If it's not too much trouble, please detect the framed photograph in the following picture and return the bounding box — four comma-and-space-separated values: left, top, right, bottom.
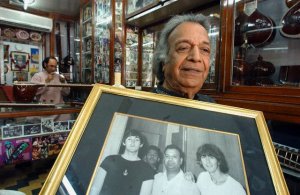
41, 85, 288, 195
24, 124, 41, 136
41, 118, 54, 133
53, 121, 69, 132
10, 51, 30, 71
13, 71, 29, 82
30, 48, 39, 64
1, 125, 23, 139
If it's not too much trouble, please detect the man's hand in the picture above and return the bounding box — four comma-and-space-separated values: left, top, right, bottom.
45, 73, 54, 83
184, 171, 195, 182
59, 74, 66, 83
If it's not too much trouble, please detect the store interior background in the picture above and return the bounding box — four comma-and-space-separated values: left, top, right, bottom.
0, 0, 299, 194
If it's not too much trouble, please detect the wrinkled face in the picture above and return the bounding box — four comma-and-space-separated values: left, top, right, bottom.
145, 149, 160, 166
123, 136, 143, 153
45, 59, 57, 73
164, 148, 182, 172
200, 155, 219, 173
163, 22, 210, 94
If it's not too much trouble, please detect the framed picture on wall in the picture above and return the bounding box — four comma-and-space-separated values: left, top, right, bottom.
40, 84, 288, 195
30, 48, 39, 64
10, 51, 30, 71
13, 71, 28, 82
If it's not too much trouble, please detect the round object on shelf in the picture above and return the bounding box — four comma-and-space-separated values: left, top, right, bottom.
30, 32, 42, 41
250, 55, 275, 77
16, 29, 30, 40
3, 28, 16, 38
13, 82, 39, 103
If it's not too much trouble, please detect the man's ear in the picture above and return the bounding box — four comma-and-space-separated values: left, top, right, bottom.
122, 142, 125, 146
180, 157, 183, 165
43, 62, 47, 69
139, 143, 143, 148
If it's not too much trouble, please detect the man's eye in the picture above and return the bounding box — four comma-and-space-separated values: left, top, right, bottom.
200, 48, 211, 55
177, 46, 190, 52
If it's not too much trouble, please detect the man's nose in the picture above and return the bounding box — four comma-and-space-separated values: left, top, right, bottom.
187, 46, 201, 62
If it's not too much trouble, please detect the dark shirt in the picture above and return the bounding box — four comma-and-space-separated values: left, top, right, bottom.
100, 155, 155, 195
153, 85, 215, 103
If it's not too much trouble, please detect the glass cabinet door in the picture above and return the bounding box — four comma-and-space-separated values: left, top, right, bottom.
81, 2, 93, 83
233, 0, 300, 87
94, 0, 112, 84
125, 28, 138, 87
141, 31, 154, 87
74, 21, 81, 83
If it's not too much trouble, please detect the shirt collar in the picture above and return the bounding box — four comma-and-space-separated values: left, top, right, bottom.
155, 85, 200, 100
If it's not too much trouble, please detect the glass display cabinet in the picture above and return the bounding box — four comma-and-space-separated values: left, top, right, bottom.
73, 21, 81, 83
94, 0, 112, 84
124, 28, 155, 89
218, 0, 300, 124
79, 0, 125, 84
80, 1, 93, 83
232, 0, 300, 87
125, 27, 139, 87
141, 31, 155, 87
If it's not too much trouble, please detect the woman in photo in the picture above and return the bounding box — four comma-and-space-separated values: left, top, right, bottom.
196, 143, 246, 195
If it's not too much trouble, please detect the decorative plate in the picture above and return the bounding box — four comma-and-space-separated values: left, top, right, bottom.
3, 28, 16, 38
30, 32, 42, 41
16, 29, 30, 40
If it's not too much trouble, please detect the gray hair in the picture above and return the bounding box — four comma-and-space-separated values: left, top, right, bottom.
153, 14, 210, 84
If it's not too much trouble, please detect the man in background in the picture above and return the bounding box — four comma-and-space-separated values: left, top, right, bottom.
144, 145, 162, 172
31, 56, 70, 121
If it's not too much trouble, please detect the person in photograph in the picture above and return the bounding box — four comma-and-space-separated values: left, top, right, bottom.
152, 14, 214, 102
152, 144, 200, 195
143, 145, 163, 172
90, 129, 155, 195
31, 56, 70, 121
196, 143, 246, 195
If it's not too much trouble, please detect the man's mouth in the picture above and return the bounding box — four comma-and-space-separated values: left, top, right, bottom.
181, 67, 201, 72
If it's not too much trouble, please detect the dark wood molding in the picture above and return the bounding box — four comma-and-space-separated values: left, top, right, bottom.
0, 107, 81, 118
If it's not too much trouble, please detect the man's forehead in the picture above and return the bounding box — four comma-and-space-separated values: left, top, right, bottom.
169, 22, 208, 38
126, 135, 140, 139
148, 149, 158, 154
165, 148, 180, 155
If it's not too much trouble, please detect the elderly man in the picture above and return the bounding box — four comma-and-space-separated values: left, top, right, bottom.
153, 14, 214, 102
151, 144, 200, 195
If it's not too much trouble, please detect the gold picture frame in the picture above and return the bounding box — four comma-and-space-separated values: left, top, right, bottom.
41, 84, 288, 194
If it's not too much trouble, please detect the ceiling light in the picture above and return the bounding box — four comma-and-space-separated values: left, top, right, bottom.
19, 0, 35, 10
